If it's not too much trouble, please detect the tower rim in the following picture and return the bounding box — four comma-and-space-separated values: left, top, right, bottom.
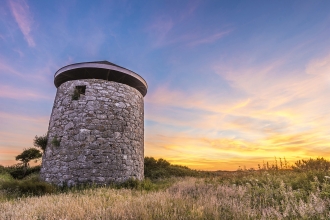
54, 61, 148, 96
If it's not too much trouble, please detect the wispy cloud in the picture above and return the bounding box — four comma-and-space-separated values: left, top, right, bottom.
145, 2, 230, 49
179, 0, 200, 20
0, 85, 51, 100
146, 17, 174, 48
0, 59, 24, 77
8, 0, 35, 47
188, 30, 232, 47
13, 49, 24, 57
306, 53, 330, 77
0, 58, 55, 85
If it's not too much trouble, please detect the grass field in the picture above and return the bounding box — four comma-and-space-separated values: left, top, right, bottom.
1, 158, 330, 219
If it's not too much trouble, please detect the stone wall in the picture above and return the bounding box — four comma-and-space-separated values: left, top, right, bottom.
40, 79, 144, 186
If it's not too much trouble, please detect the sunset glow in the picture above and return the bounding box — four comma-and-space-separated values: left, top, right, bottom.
1, 0, 330, 170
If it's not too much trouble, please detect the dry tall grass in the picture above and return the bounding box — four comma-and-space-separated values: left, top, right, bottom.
1, 177, 330, 219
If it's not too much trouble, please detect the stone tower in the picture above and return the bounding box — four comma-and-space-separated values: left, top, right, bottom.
40, 61, 147, 186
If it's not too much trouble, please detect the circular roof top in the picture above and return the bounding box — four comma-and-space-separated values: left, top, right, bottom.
54, 61, 148, 96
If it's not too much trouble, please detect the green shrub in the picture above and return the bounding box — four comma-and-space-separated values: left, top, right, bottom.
139, 178, 155, 191
51, 136, 61, 147
34, 134, 48, 152
293, 157, 330, 171
0, 165, 5, 174
119, 178, 140, 189
5, 164, 41, 179
1, 175, 55, 197
0, 172, 13, 183
144, 157, 202, 179
116, 177, 172, 191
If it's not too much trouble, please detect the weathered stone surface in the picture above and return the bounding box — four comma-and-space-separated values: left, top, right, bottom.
40, 79, 144, 186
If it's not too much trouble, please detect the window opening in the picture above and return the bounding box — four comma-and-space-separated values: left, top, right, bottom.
76, 86, 86, 95
72, 85, 86, 100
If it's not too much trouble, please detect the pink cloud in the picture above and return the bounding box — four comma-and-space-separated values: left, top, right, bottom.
145, 85, 253, 125
13, 49, 24, 57
8, 0, 35, 47
0, 111, 49, 127
0, 85, 51, 100
0, 60, 24, 77
306, 53, 330, 77
209, 53, 330, 138
0, 58, 55, 85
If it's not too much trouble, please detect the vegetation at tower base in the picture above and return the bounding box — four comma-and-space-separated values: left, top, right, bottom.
1, 158, 330, 219
0, 157, 201, 198
144, 157, 210, 179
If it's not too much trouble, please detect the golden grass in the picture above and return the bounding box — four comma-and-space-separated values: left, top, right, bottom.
0, 177, 329, 219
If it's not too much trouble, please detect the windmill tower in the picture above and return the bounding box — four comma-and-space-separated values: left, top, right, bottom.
40, 61, 147, 186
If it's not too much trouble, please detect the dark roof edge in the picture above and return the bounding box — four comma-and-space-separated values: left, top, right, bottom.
54, 61, 148, 89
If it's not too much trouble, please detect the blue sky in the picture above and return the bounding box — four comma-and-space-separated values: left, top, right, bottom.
1, 0, 330, 170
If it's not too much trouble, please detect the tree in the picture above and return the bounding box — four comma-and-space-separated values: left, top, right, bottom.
34, 133, 48, 152
15, 148, 42, 175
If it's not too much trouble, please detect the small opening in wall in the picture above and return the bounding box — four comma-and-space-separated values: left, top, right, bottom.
76, 86, 86, 95
72, 85, 86, 100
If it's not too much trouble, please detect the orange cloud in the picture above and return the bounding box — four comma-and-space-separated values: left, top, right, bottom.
144, 54, 330, 170
0, 112, 49, 166
145, 130, 330, 170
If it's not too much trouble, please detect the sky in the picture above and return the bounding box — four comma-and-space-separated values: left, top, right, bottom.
0, 0, 330, 171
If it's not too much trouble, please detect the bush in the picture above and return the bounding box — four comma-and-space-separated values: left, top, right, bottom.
34, 134, 48, 152
118, 178, 140, 189
144, 157, 201, 179
0, 165, 5, 173
293, 157, 330, 171
0, 172, 13, 183
5, 164, 41, 179
116, 177, 171, 191
1, 174, 55, 197
51, 136, 61, 147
